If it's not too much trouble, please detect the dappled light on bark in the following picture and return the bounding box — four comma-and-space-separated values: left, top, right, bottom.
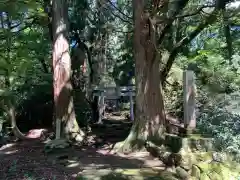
113, 0, 167, 153
52, 0, 84, 142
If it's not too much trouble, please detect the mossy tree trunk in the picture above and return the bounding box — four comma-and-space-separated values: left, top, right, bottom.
116, 0, 166, 153
52, 0, 84, 142
116, 0, 227, 153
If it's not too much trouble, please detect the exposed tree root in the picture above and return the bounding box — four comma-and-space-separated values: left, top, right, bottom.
112, 125, 165, 154
113, 139, 146, 154
112, 135, 182, 168
111, 128, 146, 154
8, 105, 30, 140
44, 139, 70, 154
12, 126, 29, 140
145, 141, 182, 167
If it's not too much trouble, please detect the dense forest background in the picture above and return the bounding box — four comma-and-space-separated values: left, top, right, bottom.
1, 0, 240, 161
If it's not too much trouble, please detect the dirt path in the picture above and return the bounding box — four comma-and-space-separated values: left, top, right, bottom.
0, 116, 181, 180
0, 140, 73, 180
0, 139, 177, 180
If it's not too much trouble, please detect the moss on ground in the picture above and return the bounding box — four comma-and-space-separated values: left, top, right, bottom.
76, 168, 178, 180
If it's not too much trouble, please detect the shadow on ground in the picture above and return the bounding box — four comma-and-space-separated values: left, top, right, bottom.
0, 137, 177, 180
76, 170, 178, 180
89, 118, 132, 147
0, 116, 182, 180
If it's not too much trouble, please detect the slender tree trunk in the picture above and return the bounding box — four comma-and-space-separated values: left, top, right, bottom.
43, 0, 53, 42
223, 6, 233, 62
116, 0, 166, 152
52, 0, 84, 141
3, 13, 27, 140
8, 101, 28, 140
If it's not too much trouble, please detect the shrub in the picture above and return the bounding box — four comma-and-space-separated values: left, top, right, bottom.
197, 92, 240, 161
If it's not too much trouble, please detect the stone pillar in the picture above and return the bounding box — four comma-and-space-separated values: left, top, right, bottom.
129, 87, 134, 121
98, 90, 105, 124
116, 86, 120, 111
55, 119, 61, 139
183, 70, 196, 133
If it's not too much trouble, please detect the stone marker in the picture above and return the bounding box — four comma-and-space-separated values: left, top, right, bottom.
183, 70, 196, 132
98, 90, 105, 123
56, 118, 61, 139
129, 86, 134, 121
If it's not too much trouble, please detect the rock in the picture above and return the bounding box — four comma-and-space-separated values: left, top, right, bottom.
179, 153, 194, 171
207, 171, 222, 180
112, 112, 121, 116
165, 134, 213, 153
210, 162, 224, 174
57, 154, 68, 160
44, 139, 70, 153
217, 164, 232, 179
194, 152, 213, 162
200, 173, 210, 180
191, 165, 201, 179
212, 152, 226, 163
176, 167, 190, 180
196, 162, 210, 173
195, 160, 240, 180
26, 128, 48, 139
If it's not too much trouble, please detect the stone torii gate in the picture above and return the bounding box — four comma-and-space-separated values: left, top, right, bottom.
90, 69, 196, 131
55, 70, 196, 139
92, 85, 136, 123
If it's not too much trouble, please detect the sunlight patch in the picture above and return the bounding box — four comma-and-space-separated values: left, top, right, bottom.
4, 149, 18, 155
67, 162, 80, 168
0, 143, 16, 151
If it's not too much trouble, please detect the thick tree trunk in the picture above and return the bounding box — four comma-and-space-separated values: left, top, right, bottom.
117, 59, 166, 152
52, 0, 84, 142
116, 0, 166, 153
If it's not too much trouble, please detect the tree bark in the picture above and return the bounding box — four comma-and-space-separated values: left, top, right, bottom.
116, 0, 166, 153
52, 0, 84, 142
223, 5, 233, 62
43, 0, 53, 42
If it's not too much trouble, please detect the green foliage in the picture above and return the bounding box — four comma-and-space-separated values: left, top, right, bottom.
0, 0, 240, 161
0, 1, 52, 132
198, 103, 240, 161
112, 30, 134, 86
165, 8, 240, 157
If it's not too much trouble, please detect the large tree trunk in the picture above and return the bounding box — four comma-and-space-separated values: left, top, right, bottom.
52, 0, 84, 142
116, 0, 166, 153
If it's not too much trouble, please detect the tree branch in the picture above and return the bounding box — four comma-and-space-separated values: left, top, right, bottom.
161, 9, 220, 83
43, 0, 53, 41
111, 29, 133, 34
158, 0, 190, 44
105, 0, 132, 20
102, 5, 132, 24
11, 20, 35, 33
176, 5, 215, 18
222, 3, 233, 62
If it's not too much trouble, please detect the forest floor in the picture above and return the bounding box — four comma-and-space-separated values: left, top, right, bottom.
0, 114, 177, 180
